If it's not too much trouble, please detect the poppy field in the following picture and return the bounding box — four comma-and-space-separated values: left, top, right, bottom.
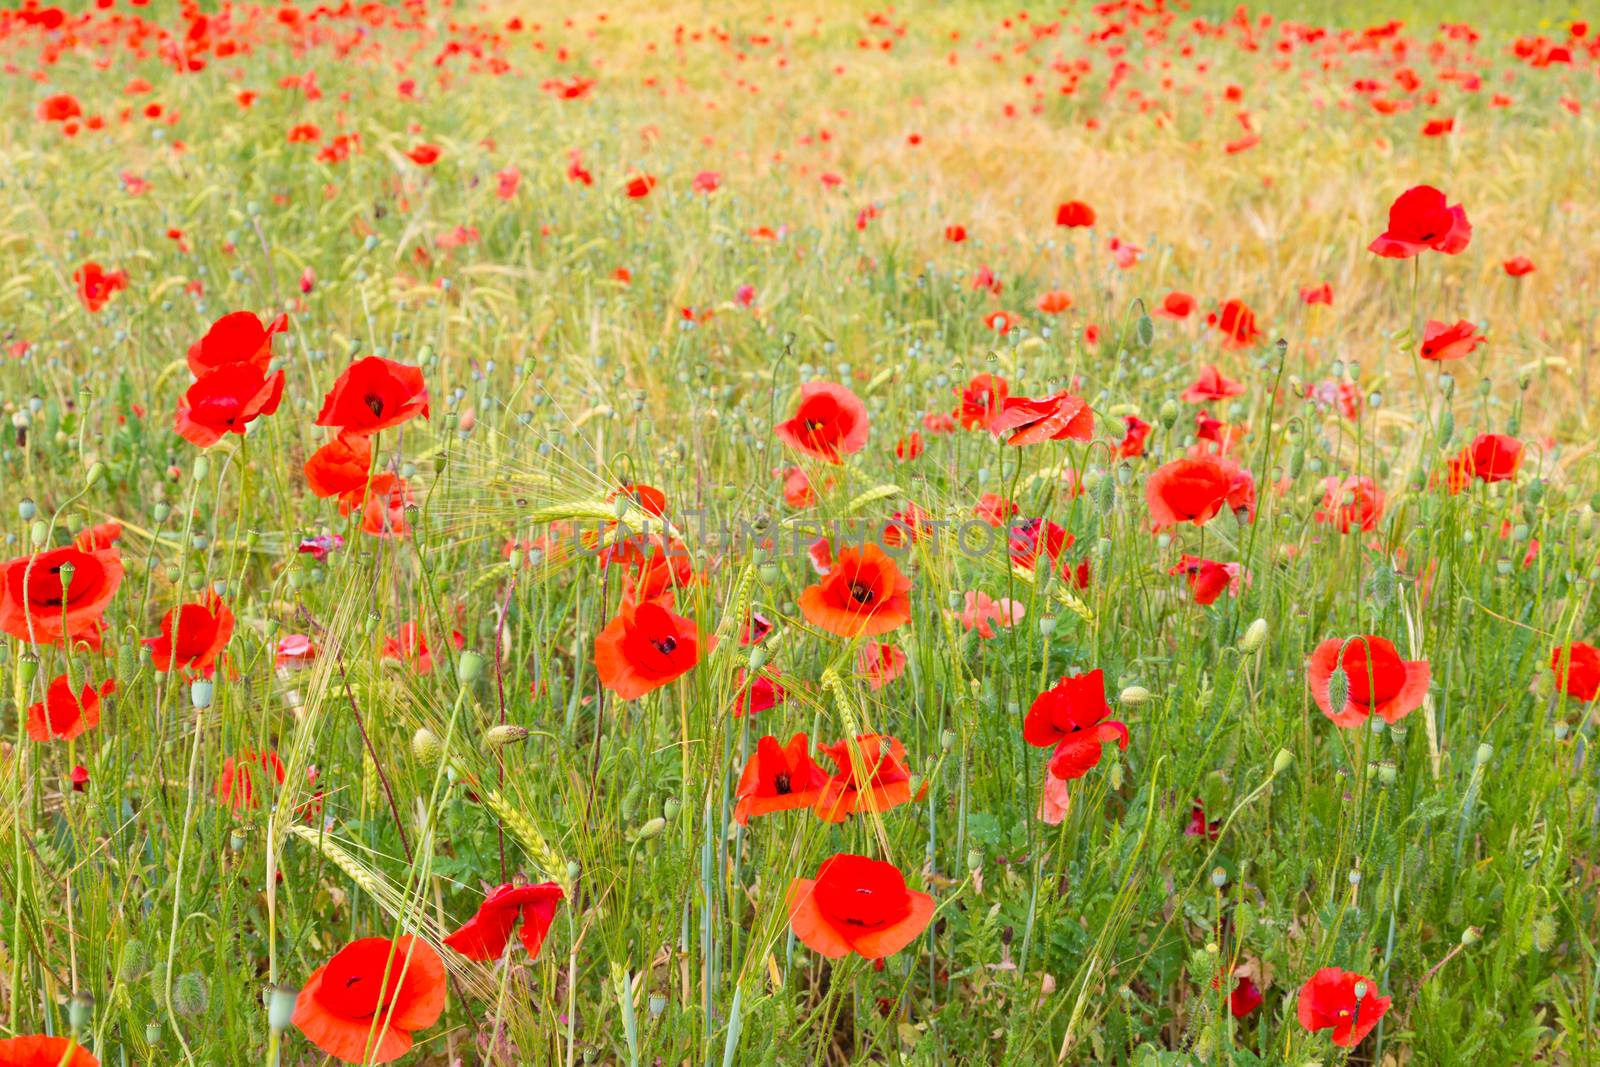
4, 0, 1600, 1064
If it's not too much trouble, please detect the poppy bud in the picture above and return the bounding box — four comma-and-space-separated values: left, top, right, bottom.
1158, 399, 1179, 428
18, 498, 35, 520
1135, 313, 1154, 348
1094, 473, 1115, 514
18, 650, 39, 686
1531, 915, 1556, 952
1326, 666, 1350, 717
1378, 761, 1397, 786
635, 816, 667, 841
483, 724, 529, 749
193, 454, 210, 482
411, 727, 443, 765
173, 972, 209, 1017
1238, 618, 1268, 654
1271, 748, 1294, 776
966, 848, 983, 873
662, 796, 680, 821
1119, 685, 1150, 706
266, 984, 298, 1033
457, 651, 486, 684
29, 520, 48, 548
1438, 408, 1455, 446
190, 679, 214, 709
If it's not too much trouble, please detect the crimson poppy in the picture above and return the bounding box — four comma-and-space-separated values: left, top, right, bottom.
381, 623, 463, 674
1315, 476, 1385, 532
1503, 256, 1535, 277
1184, 801, 1221, 841
315, 357, 430, 436
1551, 642, 1600, 702
1300, 283, 1334, 306
1008, 517, 1072, 573
175, 363, 286, 447
73, 522, 122, 552
798, 543, 911, 638
0, 544, 124, 649
1022, 669, 1130, 780
1036, 290, 1073, 314
953, 373, 1008, 430
974, 493, 1018, 528
1207, 300, 1262, 348
606, 483, 669, 519
1153, 291, 1196, 319
145, 595, 234, 676
693, 171, 722, 194
775, 381, 870, 463
187, 310, 288, 376
407, 143, 441, 166
1369, 184, 1471, 257
354, 473, 413, 538
305, 434, 373, 503
1145, 455, 1255, 530
624, 174, 657, 198
292, 936, 446, 1064
989, 390, 1093, 446
856, 641, 907, 689
1117, 415, 1151, 458
814, 733, 924, 822
593, 596, 702, 700
444, 882, 565, 961
215, 749, 285, 811
944, 224, 967, 242
1419, 320, 1484, 361
1168, 555, 1242, 606
0, 1035, 98, 1066
1307, 635, 1430, 727
1448, 433, 1523, 489
1296, 967, 1390, 1048
1230, 976, 1263, 1018
38, 94, 83, 122
74, 262, 128, 313
26, 674, 114, 743
1182, 365, 1247, 403
734, 732, 830, 825
788, 853, 934, 960
1055, 200, 1095, 227
732, 668, 787, 717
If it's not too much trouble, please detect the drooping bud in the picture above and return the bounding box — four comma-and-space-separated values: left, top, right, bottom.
1272, 748, 1294, 776
1238, 618, 1268, 654
173, 973, 210, 1017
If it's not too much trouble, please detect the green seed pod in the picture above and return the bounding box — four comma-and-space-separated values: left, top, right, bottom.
635, 817, 667, 841
192, 455, 210, 482
69, 991, 94, 1032
457, 650, 486, 684
173, 972, 209, 1017
119, 938, 152, 982
965, 848, 983, 873
18, 651, 39, 687
662, 796, 680, 821
1158, 398, 1180, 428
29, 520, 48, 548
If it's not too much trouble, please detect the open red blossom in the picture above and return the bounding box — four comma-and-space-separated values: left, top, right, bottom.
606, 482, 669, 518
187, 310, 288, 376
1419, 319, 1483, 361
624, 174, 657, 198
1023, 669, 1129, 780
175, 364, 286, 447
1551, 642, 1600, 702
1153, 291, 1196, 319
798, 543, 911, 638
1503, 256, 1535, 277
26, 675, 114, 742
0, 544, 124, 650
989, 390, 1093, 446
444, 882, 564, 961
0, 1035, 98, 1067
215, 748, 285, 811
1146, 455, 1256, 530
593, 596, 702, 700
73, 522, 122, 552
1300, 282, 1334, 306
788, 853, 934, 960
974, 493, 1018, 528
315, 357, 429, 436
1308, 635, 1430, 727
292, 936, 446, 1064
1207, 300, 1262, 348
1446, 433, 1523, 491
732, 667, 787, 717
815, 733, 924, 822
1007, 517, 1072, 573
1118, 415, 1151, 457
1297, 967, 1390, 1048
1055, 200, 1095, 227
74, 262, 128, 313
406, 143, 441, 166
1369, 184, 1471, 258
953, 373, 1008, 430
38, 94, 83, 122
1231, 976, 1263, 1018
381, 623, 463, 675
1168, 555, 1242, 606
1037, 289, 1073, 314
1315, 475, 1385, 532
145, 595, 234, 676
734, 732, 830, 824
1182, 365, 1247, 403
775, 381, 869, 463
305, 433, 373, 503
856, 641, 907, 689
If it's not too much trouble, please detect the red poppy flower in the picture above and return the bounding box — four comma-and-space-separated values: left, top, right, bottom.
215, 748, 286, 811
315, 357, 430, 436
1551, 642, 1600, 702
894, 432, 923, 461
953, 373, 1008, 431
1036, 290, 1073, 314
620, 540, 697, 605
734, 732, 830, 825
1207, 300, 1262, 348
779, 465, 817, 508
1055, 200, 1096, 227
444, 882, 565, 961
593, 596, 702, 700
989, 390, 1093, 446
788, 853, 934, 960
974, 493, 1018, 528
798, 543, 911, 638
1307, 635, 1430, 727
145, 595, 234, 676
74, 522, 122, 552
774, 381, 870, 463
187, 310, 288, 376
1369, 184, 1471, 258
1315, 475, 1385, 532
1145, 455, 1256, 530
1168, 555, 1242, 606
1185, 801, 1221, 841
944, 224, 966, 242
856, 641, 907, 689
956, 591, 1023, 638
38, 94, 83, 122
1300, 283, 1334, 306
292, 936, 446, 1064
26, 675, 114, 742
732, 668, 787, 717
381, 623, 463, 674
1118, 414, 1152, 457
1230, 976, 1263, 1018
0, 1035, 98, 1067
1447, 433, 1523, 489
175, 364, 286, 447
606, 483, 669, 518
814, 733, 923, 822
1182, 365, 1247, 403
74, 262, 129, 313
1153, 291, 1196, 319
1419, 319, 1483, 361
305, 434, 373, 503
353, 473, 413, 538
407, 143, 441, 166
1297, 967, 1390, 1048
624, 174, 657, 198
1022, 669, 1130, 780
0, 544, 124, 649
1502, 256, 1535, 277
1007, 517, 1072, 573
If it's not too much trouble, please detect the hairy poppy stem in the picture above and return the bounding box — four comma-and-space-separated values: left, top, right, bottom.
334, 648, 414, 862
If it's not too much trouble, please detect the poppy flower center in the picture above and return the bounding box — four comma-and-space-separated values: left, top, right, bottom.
773, 772, 792, 794
650, 635, 678, 655
364, 393, 386, 418
848, 581, 875, 605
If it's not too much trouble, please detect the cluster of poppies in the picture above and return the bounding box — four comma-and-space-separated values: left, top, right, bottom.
303, 353, 431, 537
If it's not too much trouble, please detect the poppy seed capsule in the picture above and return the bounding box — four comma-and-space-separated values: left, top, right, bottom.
483, 724, 529, 749
190, 679, 214, 709
29, 520, 48, 548
85, 461, 105, 487
18, 498, 35, 520
18, 651, 39, 686
1272, 749, 1294, 776
1210, 868, 1227, 888
966, 848, 983, 873
757, 560, 781, 586
1038, 614, 1056, 635
1119, 685, 1150, 706
1475, 743, 1493, 767
662, 796, 680, 821
266, 984, 298, 1033
411, 727, 443, 764
144, 1019, 161, 1045
457, 650, 486, 684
